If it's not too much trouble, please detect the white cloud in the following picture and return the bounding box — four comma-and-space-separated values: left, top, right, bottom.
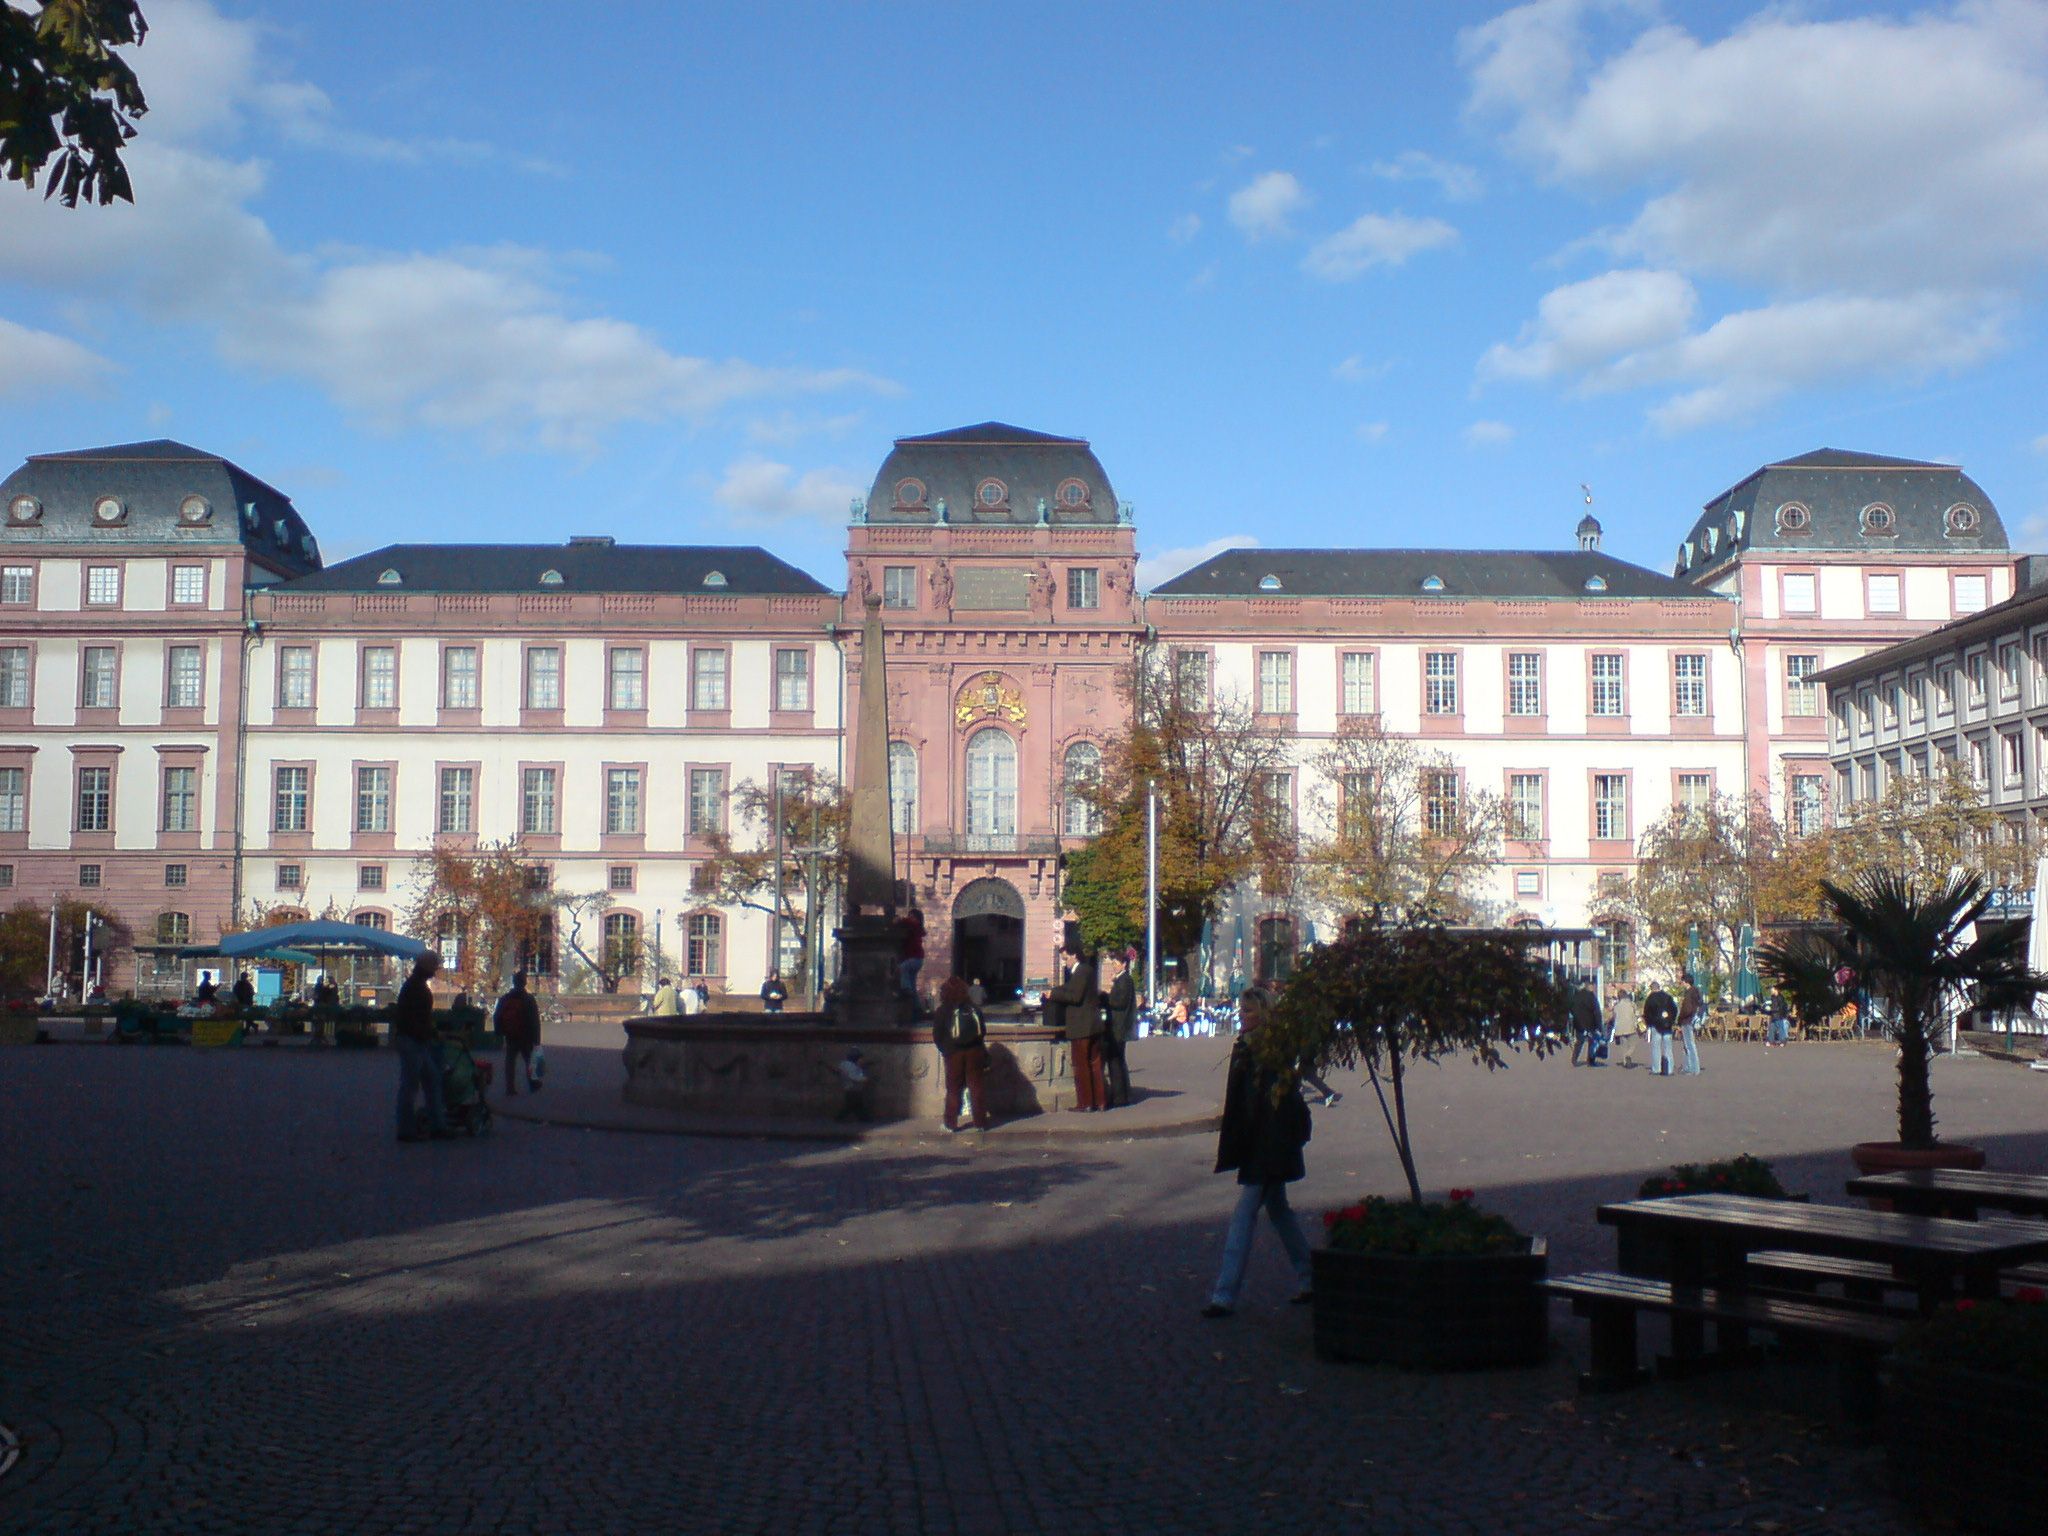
712, 457, 863, 524
1370, 149, 1484, 201
1186, 261, 1220, 293
0, 317, 115, 398
1228, 171, 1309, 241
1355, 421, 1390, 443
2030, 432, 2048, 455
1138, 533, 1258, 589
1333, 354, 1393, 383
1304, 212, 1458, 279
1168, 213, 1202, 244
1479, 268, 1697, 385
1464, 420, 1516, 447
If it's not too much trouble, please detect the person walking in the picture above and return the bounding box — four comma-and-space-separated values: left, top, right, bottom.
1049, 941, 1105, 1111
1202, 987, 1315, 1318
1678, 976, 1705, 1075
493, 970, 542, 1095
393, 953, 450, 1142
1569, 977, 1604, 1066
1644, 982, 1678, 1077
646, 976, 681, 1017
1611, 990, 1643, 1068
1766, 987, 1792, 1049
933, 975, 993, 1131
1100, 953, 1137, 1108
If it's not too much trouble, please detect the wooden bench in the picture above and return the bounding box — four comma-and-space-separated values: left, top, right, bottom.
1746, 1250, 1918, 1304
1545, 1271, 1904, 1412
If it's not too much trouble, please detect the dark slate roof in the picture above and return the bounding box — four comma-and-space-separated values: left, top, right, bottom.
1675, 447, 2004, 580
1151, 548, 1706, 600
0, 438, 320, 574
283, 542, 830, 595
864, 421, 1122, 526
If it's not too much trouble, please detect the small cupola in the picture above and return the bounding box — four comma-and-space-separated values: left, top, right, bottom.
1576, 512, 1602, 552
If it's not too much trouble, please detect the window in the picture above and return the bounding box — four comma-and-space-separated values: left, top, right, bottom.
81, 646, 117, 708
1791, 775, 1825, 837
521, 767, 558, 835
273, 766, 308, 832
1339, 770, 1375, 837
524, 647, 561, 710
1677, 773, 1712, 814
606, 767, 643, 834
1256, 916, 1296, 985
86, 565, 119, 605
162, 766, 197, 832
356, 909, 389, 932
1591, 654, 1625, 716
361, 647, 396, 709
889, 742, 918, 836
1936, 666, 1956, 716
1673, 654, 1707, 716
1067, 568, 1099, 610
2003, 732, 2024, 788
0, 646, 29, 708
1868, 574, 1902, 616
172, 565, 205, 605
164, 864, 187, 888
882, 566, 917, 609
77, 862, 101, 887
1257, 651, 1293, 714
2035, 635, 2048, 707
167, 645, 202, 710
524, 865, 551, 892
691, 648, 728, 711
775, 649, 811, 712
1906, 675, 1926, 725
609, 648, 645, 711
965, 728, 1018, 837
355, 766, 391, 833
1836, 764, 1855, 811
688, 767, 726, 836
1785, 654, 1819, 717
1341, 652, 1376, 715
1507, 653, 1542, 716
1422, 770, 1459, 835
608, 864, 635, 893
1, 566, 30, 604
438, 767, 474, 834
0, 767, 23, 832
1596, 919, 1635, 986
1257, 771, 1293, 837
277, 863, 303, 891
77, 765, 111, 831
1955, 574, 1989, 614
686, 912, 723, 977
1970, 736, 1991, 786
1508, 774, 1544, 840
1172, 650, 1208, 710
0, 865, 11, 888
1858, 689, 1875, 736
1999, 642, 2022, 700
359, 864, 385, 892
278, 647, 313, 709
1968, 653, 1988, 707
1782, 573, 1817, 614
442, 647, 478, 708
1424, 651, 1459, 715
1593, 774, 1629, 841
1882, 684, 1901, 731
1515, 870, 1542, 897
603, 912, 641, 981
1063, 741, 1102, 836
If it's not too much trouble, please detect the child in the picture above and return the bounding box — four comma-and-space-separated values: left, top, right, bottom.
835, 1048, 872, 1122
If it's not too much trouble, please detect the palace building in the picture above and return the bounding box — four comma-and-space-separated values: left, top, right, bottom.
0, 429, 2019, 996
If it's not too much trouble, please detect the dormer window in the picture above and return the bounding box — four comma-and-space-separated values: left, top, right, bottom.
975, 478, 1008, 509
1703, 528, 1719, 554
303, 535, 320, 563
1679, 541, 1694, 568
241, 504, 259, 531
1584, 575, 1609, 593
92, 495, 125, 525
539, 569, 564, 586
274, 518, 293, 543
895, 478, 926, 507
702, 571, 728, 588
1775, 502, 1811, 534
1056, 478, 1090, 508
1731, 510, 1746, 538
1861, 502, 1897, 536
376, 569, 402, 586
1420, 574, 1444, 593
1945, 502, 1981, 536
1258, 574, 1282, 591
6, 494, 39, 525
178, 495, 211, 525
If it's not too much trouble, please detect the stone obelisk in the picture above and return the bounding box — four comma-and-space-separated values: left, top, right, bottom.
834, 595, 904, 1026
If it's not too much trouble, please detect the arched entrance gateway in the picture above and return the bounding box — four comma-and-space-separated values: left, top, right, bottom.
952, 877, 1025, 1001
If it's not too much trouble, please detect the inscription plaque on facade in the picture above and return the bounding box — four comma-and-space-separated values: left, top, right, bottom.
954, 567, 1031, 611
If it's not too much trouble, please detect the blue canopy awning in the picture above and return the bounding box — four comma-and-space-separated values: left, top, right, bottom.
215, 921, 430, 961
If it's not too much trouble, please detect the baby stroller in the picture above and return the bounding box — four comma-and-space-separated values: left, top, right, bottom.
432, 1033, 495, 1136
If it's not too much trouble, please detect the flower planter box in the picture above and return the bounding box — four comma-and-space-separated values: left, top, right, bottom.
1887, 1359, 2048, 1535
1312, 1238, 1548, 1370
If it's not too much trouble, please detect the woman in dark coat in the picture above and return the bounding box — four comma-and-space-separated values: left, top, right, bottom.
493, 971, 542, 1095
1100, 953, 1137, 1108
1202, 987, 1314, 1318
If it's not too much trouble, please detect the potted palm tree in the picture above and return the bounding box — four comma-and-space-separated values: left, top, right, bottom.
1756, 869, 2042, 1178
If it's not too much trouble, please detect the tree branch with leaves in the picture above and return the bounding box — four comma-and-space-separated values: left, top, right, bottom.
2, 1, 148, 206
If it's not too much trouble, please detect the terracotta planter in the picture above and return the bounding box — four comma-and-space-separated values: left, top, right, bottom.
1852, 1141, 1985, 1208
1887, 1359, 2048, 1534
1312, 1238, 1548, 1370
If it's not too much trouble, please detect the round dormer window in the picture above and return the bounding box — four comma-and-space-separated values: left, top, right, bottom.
1584, 575, 1609, 593
376, 569, 402, 586
1258, 574, 1282, 591
178, 495, 211, 525
93, 495, 124, 525
1775, 501, 1811, 534
7, 494, 40, 524
702, 570, 728, 588
1861, 502, 1897, 535
539, 569, 564, 586
976, 478, 1007, 508
1057, 478, 1089, 508
1945, 502, 1981, 536
895, 478, 926, 507
1420, 574, 1445, 592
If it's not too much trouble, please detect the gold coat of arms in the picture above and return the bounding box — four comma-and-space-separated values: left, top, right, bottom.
956, 671, 1028, 726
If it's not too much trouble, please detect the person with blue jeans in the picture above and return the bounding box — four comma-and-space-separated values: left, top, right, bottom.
1678, 979, 1705, 1074
1766, 989, 1792, 1048
1203, 987, 1314, 1318
1643, 984, 1677, 1076
393, 952, 450, 1143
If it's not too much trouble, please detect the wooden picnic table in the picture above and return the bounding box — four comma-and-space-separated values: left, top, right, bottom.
1845, 1168, 2048, 1221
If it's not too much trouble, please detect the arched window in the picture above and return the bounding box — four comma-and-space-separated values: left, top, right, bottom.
351, 909, 390, 931
156, 911, 190, 947
1256, 916, 1296, 984
686, 911, 723, 977
965, 728, 1017, 838
603, 911, 641, 984
889, 742, 918, 836
1063, 741, 1102, 836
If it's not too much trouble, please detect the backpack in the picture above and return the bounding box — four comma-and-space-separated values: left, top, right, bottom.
947, 1003, 986, 1051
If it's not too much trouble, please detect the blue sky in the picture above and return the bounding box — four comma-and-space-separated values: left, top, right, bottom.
4, 0, 2048, 585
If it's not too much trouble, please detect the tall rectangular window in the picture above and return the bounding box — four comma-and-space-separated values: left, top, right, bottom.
1066, 568, 1099, 610
1782, 573, 1817, 614
1999, 642, 2022, 700
1, 566, 31, 604
1340, 652, 1376, 715
278, 646, 313, 709
2002, 731, 2024, 787
1257, 651, 1293, 714
1677, 772, 1712, 813
1422, 770, 1459, 834
1339, 770, 1374, 837
688, 767, 726, 835
1867, 574, 1902, 615
606, 767, 643, 834
687, 913, 723, 977
521, 767, 558, 835
86, 565, 119, 605
1259, 771, 1293, 835
0, 767, 24, 832
1791, 774, 1825, 836
691, 649, 728, 711
1424, 651, 1459, 715
442, 647, 478, 708
167, 645, 202, 709
1593, 774, 1629, 840
1172, 650, 1208, 710
1955, 574, 1989, 614
1785, 653, 1820, 716
1591, 654, 1626, 716
172, 565, 206, 605
775, 649, 811, 712
1673, 654, 1707, 716
1507, 652, 1542, 716
273, 766, 308, 832
2034, 634, 2048, 706
1507, 774, 1543, 841
438, 766, 474, 834
361, 646, 396, 709
162, 766, 197, 832
81, 646, 117, 708
355, 766, 391, 833
1967, 653, 1988, 706
77, 765, 112, 831
882, 566, 917, 608
1906, 675, 1926, 725
524, 647, 561, 710
0, 646, 29, 708
608, 648, 645, 711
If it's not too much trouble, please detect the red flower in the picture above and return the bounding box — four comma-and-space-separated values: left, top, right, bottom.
2015, 1286, 2046, 1305
1954, 1298, 1980, 1313
1447, 1188, 1475, 1204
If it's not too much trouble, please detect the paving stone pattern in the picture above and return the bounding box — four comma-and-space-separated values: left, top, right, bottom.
5, 1034, 2044, 1534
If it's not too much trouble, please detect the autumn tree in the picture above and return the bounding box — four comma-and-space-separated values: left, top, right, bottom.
1627, 792, 1760, 982
401, 841, 555, 997
696, 771, 849, 995
2, 1, 148, 206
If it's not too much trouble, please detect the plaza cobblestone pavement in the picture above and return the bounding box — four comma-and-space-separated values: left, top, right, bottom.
4, 1033, 2044, 1534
